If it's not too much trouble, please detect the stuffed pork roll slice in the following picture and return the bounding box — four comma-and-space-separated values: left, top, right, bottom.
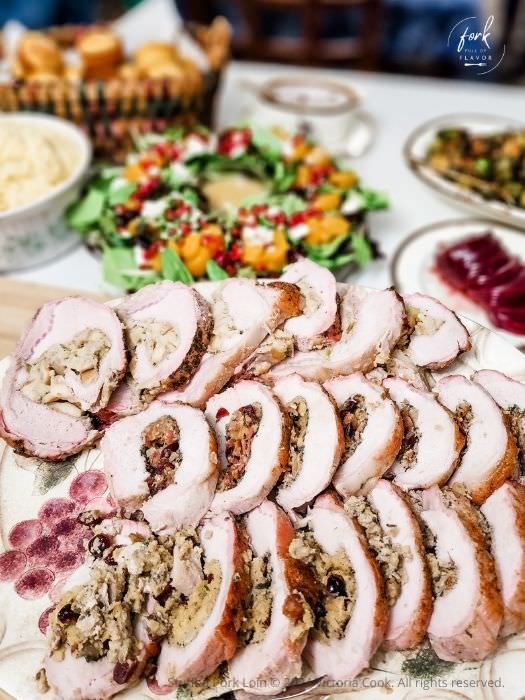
366, 480, 432, 650
272, 374, 343, 512
474, 369, 525, 470
155, 513, 250, 686
161, 279, 301, 408
280, 258, 339, 351
0, 297, 126, 461
421, 486, 503, 662
107, 282, 213, 416
384, 377, 464, 490
206, 380, 289, 515
436, 375, 518, 503
324, 372, 403, 496
290, 492, 388, 681
229, 501, 314, 695
101, 401, 218, 534
44, 519, 158, 700
403, 293, 471, 370
269, 285, 405, 382
481, 481, 525, 636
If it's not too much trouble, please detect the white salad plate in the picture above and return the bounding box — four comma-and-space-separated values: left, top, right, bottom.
0, 308, 525, 699
391, 217, 525, 349
403, 113, 525, 230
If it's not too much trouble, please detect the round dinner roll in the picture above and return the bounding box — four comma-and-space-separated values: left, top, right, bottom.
18, 32, 64, 76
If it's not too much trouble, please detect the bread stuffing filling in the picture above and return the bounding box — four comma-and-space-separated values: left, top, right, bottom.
20, 328, 110, 416
507, 406, 525, 471
397, 402, 421, 468
240, 329, 294, 377
48, 526, 171, 670
141, 416, 182, 495
345, 496, 408, 607
280, 397, 309, 488
340, 395, 368, 461
455, 401, 473, 436
406, 306, 445, 337
239, 550, 273, 645
218, 402, 262, 491
125, 320, 179, 369
289, 528, 355, 643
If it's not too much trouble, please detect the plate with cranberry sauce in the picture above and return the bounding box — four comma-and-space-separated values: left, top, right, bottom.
391, 218, 525, 347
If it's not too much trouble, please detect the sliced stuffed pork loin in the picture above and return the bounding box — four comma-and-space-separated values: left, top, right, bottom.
481, 481, 525, 636
44, 519, 156, 700
290, 492, 388, 681
230, 501, 314, 695
404, 293, 471, 370
161, 279, 301, 408
101, 401, 218, 534
280, 258, 339, 351
269, 285, 405, 382
366, 480, 432, 650
384, 377, 464, 490
436, 375, 518, 503
474, 369, 525, 469
273, 374, 343, 512
0, 297, 126, 461
324, 373, 403, 496
206, 380, 289, 515
107, 282, 213, 416
155, 513, 249, 686
421, 486, 503, 662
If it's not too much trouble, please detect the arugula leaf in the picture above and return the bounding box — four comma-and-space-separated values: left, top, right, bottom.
108, 182, 136, 206
351, 233, 373, 267
312, 252, 356, 270
357, 188, 389, 210
272, 160, 297, 193
161, 248, 194, 285
236, 266, 256, 278
206, 259, 229, 280
67, 189, 106, 230
275, 193, 305, 216
102, 247, 159, 290
304, 233, 350, 260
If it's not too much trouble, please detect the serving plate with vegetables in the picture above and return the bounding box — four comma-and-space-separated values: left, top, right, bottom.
67, 125, 387, 291
404, 113, 525, 230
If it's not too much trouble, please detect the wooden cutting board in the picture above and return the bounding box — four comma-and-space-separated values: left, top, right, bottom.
0, 278, 107, 357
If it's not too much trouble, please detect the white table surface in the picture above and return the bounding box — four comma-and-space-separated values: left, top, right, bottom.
7, 61, 525, 294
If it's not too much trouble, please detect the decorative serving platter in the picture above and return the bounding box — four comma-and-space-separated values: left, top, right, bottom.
403, 113, 525, 230
0, 313, 524, 700
390, 218, 525, 349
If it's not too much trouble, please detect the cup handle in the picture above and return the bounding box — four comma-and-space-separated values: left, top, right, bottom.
342, 109, 376, 158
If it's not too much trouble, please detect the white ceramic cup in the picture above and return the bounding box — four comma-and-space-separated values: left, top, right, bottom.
244, 75, 374, 157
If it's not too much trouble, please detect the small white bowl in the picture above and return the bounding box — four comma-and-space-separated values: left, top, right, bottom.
0, 113, 92, 271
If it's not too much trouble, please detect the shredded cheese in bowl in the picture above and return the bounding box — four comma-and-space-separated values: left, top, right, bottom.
0, 122, 82, 213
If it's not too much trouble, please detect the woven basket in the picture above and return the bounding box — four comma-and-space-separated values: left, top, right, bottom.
0, 18, 231, 160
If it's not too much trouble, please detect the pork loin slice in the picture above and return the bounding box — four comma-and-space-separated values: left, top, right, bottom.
44, 519, 154, 700
107, 282, 213, 416
160, 279, 301, 408
325, 373, 403, 496
436, 375, 518, 503
421, 486, 503, 662
367, 480, 432, 650
280, 258, 339, 351
299, 492, 387, 680
481, 481, 525, 636
229, 501, 313, 695
269, 285, 405, 382
206, 380, 289, 515
384, 377, 464, 490
0, 297, 126, 461
404, 293, 471, 370
156, 513, 249, 685
474, 369, 525, 469
101, 401, 218, 534
273, 374, 343, 511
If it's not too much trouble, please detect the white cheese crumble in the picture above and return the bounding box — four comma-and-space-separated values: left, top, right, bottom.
341, 191, 364, 215
170, 161, 193, 184
289, 223, 310, 241
142, 198, 168, 219
242, 225, 274, 246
